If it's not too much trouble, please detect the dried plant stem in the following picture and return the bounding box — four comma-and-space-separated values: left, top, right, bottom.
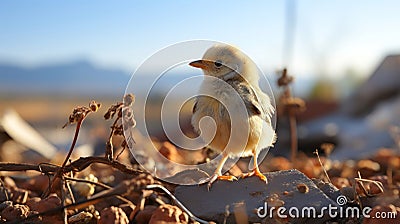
65, 179, 76, 207
0, 156, 146, 176
130, 190, 151, 219
64, 176, 135, 210
289, 110, 298, 164
106, 117, 120, 161
355, 171, 384, 196
66, 173, 76, 205
115, 147, 126, 161
314, 149, 331, 183
60, 177, 68, 224
61, 120, 83, 173
277, 68, 305, 165
45, 120, 84, 197
0, 178, 10, 201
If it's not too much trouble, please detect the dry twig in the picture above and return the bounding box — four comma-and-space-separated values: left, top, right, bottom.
44, 101, 101, 197
277, 68, 306, 164
104, 93, 136, 161
355, 171, 384, 197
0, 156, 145, 176
314, 149, 331, 183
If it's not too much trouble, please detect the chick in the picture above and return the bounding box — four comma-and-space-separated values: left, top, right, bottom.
189, 44, 276, 188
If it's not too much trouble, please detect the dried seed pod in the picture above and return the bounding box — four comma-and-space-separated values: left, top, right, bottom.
124, 93, 135, 107
89, 101, 101, 112
123, 107, 136, 128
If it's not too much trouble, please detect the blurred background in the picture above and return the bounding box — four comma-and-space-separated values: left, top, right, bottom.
1, 0, 400, 162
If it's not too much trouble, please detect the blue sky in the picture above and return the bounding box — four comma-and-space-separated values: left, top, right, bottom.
1, 1, 399, 79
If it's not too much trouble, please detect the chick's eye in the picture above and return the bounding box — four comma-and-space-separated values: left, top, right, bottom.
214, 60, 222, 68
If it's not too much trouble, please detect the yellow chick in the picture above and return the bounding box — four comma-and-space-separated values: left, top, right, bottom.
189, 44, 276, 188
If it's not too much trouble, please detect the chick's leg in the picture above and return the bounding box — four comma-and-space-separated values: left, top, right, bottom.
207, 152, 237, 189
241, 149, 268, 183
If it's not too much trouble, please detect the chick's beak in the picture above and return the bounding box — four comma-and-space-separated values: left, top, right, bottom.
189, 60, 208, 69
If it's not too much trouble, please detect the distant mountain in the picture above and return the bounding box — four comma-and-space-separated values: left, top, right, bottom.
0, 60, 316, 99
0, 60, 131, 98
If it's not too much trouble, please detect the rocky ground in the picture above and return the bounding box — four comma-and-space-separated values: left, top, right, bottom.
0, 98, 399, 224
0, 142, 399, 223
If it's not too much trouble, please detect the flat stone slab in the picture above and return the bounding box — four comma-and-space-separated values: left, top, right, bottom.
174, 169, 341, 223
